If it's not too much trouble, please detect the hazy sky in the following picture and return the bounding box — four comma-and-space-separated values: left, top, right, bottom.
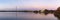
0, 0, 60, 10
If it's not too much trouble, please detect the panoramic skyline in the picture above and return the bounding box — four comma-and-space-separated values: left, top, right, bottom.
0, 0, 60, 10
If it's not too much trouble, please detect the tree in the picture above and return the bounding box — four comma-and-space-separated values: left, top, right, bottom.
54, 7, 60, 20
43, 9, 49, 15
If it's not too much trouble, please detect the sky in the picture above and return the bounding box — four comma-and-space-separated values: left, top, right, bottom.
0, 0, 60, 10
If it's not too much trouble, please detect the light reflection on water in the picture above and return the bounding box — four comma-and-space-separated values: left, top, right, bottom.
0, 12, 58, 20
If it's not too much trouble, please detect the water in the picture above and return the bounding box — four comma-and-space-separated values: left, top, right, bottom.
0, 12, 58, 20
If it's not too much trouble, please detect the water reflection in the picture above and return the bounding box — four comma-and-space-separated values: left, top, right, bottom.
33, 12, 60, 20
17, 12, 57, 20
54, 13, 60, 20
0, 12, 58, 20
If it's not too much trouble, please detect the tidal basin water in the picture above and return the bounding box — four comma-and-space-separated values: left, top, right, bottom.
0, 12, 58, 20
